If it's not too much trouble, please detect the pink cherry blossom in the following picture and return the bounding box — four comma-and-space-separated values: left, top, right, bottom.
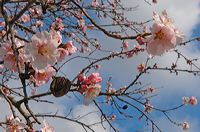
91, 0, 99, 8
0, 40, 25, 72
153, 10, 184, 42
0, 42, 11, 61
84, 84, 101, 105
4, 53, 21, 72
106, 87, 116, 94
78, 72, 102, 105
137, 63, 145, 73
57, 48, 68, 61
31, 66, 56, 87
78, 74, 87, 82
29, 7, 42, 18
62, 41, 77, 55
146, 23, 177, 56
40, 120, 54, 132
153, 10, 173, 28
51, 17, 64, 31
146, 11, 184, 56
21, 14, 30, 23
84, 72, 102, 85
25, 31, 60, 70
126, 44, 143, 58
35, 20, 44, 27
6, 115, 26, 132
50, 30, 62, 46
182, 121, 190, 130
57, 41, 77, 61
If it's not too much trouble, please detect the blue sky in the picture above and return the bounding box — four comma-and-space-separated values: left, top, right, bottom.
32, 1, 200, 132
1, 0, 200, 132
73, 1, 200, 131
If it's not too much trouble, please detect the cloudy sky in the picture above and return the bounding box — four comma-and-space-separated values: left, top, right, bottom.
1, 0, 200, 132
52, 0, 200, 131
109, 0, 200, 132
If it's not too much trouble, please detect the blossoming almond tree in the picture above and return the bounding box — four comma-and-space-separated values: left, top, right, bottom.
0, 0, 199, 132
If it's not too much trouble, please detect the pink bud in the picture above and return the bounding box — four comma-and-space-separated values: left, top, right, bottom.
137, 63, 145, 73
110, 114, 116, 121
78, 74, 86, 82
0, 21, 5, 27
147, 86, 156, 93
190, 96, 197, 106
182, 121, 189, 130
123, 41, 129, 50
56, 17, 62, 23
94, 64, 101, 70
144, 103, 153, 113
136, 35, 145, 45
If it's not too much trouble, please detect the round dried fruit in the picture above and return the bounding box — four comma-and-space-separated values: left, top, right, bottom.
50, 76, 71, 97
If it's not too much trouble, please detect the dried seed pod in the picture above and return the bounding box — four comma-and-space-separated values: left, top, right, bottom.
50, 77, 71, 97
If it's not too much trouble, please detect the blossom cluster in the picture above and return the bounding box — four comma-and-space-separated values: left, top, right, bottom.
51, 17, 64, 31
5, 115, 54, 132
5, 115, 26, 132
28, 30, 76, 86
78, 73, 102, 105
0, 29, 77, 87
182, 96, 198, 106
0, 39, 25, 72
144, 102, 153, 113
105, 82, 116, 103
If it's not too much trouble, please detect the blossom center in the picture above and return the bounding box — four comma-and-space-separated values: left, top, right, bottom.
37, 72, 47, 79
154, 29, 165, 40
37, 44, 51, 57
11, 124, 18, 131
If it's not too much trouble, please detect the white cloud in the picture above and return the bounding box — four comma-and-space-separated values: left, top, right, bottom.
32, 102, 114, 132
124, 0, 200, 35
62, 105, 113, 132
0, 93, 114, 132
